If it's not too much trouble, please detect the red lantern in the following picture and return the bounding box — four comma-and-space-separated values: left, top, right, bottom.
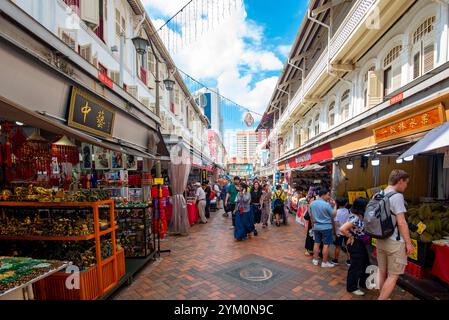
51, 135, 79, 165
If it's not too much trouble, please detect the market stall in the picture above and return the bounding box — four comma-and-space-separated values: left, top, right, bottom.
0, 257, 68, 300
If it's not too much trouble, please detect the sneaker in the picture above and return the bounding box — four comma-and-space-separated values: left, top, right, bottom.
346, 260, 351, 267
331, 259, 339, 265
321, 262, 336, 268
312, 259, 320, 266
350, 290, 365, 296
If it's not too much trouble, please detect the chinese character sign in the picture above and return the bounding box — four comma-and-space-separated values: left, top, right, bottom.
68, 87, 115, 138
374, 105, 444, 143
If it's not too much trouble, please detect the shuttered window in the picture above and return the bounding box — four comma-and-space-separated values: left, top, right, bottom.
423, 43, 434, 73
314, 114, 320, 136
383, 45, 402, 95
340, 89, 350, 121
328, 102, 335, 127
412, 16, 435, 79
364, 66, 375, 108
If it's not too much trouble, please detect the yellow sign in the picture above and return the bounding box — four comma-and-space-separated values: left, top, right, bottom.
373, 104, 445, 143
153, 178, 164, 185
348, 191, 368, 204
408, 239, 418, 260
372, 238, 377, 247
417, 222, 427, 235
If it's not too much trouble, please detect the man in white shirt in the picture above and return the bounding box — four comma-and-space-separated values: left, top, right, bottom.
214, 182, 222, 210
195, 182, 207, 224
377, 169, 414, 300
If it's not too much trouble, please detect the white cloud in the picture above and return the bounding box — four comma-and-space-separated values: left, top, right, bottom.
144, 0, 283, 122
277, 44, 292, 58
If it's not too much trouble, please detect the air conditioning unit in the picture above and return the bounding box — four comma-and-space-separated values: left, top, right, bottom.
80, 44, 92, 63
58, 28, 78, 51
109, 70, 120, 84
126, 85, 138, 98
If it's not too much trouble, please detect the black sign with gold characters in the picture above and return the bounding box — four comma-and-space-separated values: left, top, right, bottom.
201, 169, 207, 184
67, 87, 115, 138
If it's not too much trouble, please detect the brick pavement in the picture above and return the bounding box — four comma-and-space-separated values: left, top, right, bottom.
113, 209, 417, 300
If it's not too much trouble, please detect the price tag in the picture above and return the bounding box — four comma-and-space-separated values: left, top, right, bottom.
154, 178, 164, 185
408, 239, 418, 260
417, 221, 427, 235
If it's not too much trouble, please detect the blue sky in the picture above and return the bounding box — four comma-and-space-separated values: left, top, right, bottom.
142, 0, 307, 153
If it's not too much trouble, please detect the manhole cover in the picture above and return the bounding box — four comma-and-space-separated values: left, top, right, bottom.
239, 267, 273, 282
213, 255, 295, 294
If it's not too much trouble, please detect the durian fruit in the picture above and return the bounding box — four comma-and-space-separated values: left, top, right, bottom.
410, 232, 419, 240
433, 233, 442, 240
420, 232, 433, 243
419, 205, 432, 220
424, 220, 435, 234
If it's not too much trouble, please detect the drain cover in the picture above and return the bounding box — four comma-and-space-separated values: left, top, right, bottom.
239, 266, 273, 282
214, 255, 294, 294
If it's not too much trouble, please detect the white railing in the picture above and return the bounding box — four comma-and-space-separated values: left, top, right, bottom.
274, 0, 377, 141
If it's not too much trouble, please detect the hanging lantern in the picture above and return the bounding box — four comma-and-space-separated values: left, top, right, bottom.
244, 112, 254, 127
51, 135, 79, 165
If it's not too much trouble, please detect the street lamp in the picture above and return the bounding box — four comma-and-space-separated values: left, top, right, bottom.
131, 36, 150, 55
163, 77, 175, 91
404, 155, 414, 162
396, 158, 403, 164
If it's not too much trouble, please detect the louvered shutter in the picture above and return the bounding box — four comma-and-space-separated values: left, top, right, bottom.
391, 62, 401, 92
413, 52, 421, 79
423, 42, 434, 73
80, 0, 99, 27
367, 70, 382, 106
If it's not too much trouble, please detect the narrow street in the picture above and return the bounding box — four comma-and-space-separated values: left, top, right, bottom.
114, 209, 415, 300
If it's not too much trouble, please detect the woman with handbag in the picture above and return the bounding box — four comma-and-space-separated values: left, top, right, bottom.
339, 197, 370, 296
260, 184, 272, 228
234, 182, 252, 241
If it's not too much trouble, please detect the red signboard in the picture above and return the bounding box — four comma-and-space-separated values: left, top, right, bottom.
389, 92, 403, 105
98, 71, 113, 89
287, 143, 333, 168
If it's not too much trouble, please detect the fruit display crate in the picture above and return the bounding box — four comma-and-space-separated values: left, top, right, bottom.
0, 200, 124, 300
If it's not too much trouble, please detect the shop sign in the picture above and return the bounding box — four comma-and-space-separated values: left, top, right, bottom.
287, 143, 332, 168
389, 92, 403, 105
347, 191, 368, 205
98, 71, 113, 89
201, 169, 207, 183
374, 104, 445, 143
154, 178, 164, 185
68, 87, 115, 138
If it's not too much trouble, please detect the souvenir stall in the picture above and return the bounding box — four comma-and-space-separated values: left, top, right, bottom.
0, 120, 166, 299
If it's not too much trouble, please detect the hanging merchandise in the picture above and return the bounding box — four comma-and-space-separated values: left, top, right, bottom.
14, 129, 51, 180
51, 135, 79, 165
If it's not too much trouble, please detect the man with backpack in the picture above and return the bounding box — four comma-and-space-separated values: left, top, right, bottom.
271, 185, 287, 227
309, 188, 337, 268
363, 169, 414, 299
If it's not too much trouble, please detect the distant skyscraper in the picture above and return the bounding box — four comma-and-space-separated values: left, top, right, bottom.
236, 130, 262, 163
193, 88, 223, 140
224, 130, 237, 158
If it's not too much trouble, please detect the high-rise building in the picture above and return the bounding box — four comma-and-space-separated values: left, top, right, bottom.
236, 130, 264, 163
193, 88, 223, 140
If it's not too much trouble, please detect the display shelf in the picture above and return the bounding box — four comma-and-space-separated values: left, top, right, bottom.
115, 204, 155, 258
0, 226, 118, 241
0, 200, 124, 300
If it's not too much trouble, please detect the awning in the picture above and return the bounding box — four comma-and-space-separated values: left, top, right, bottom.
292, 163, 325, 172
0, 95, 170, 161
399, 122, 449, 159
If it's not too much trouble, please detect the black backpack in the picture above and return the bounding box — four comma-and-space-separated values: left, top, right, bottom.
273, 193, 284, 210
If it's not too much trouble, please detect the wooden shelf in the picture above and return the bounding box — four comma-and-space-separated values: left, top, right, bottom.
0, 226, 118, 241
0, 200, 114, 207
